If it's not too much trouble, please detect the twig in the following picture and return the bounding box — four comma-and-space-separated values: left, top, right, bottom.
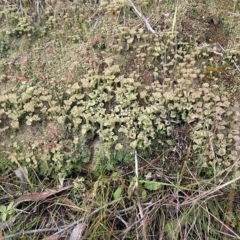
135, 150, 139, 181
134, 151, 148, 240
118, 215, 146, 237
115, 214, 129, 228
212, 50, 223, 56
171, 0, 178, 36
3, 227, 62, 239
136, 200, 147, 240
18, 0, 23, 14
127, 0, 156, 35
35, 0, 40, 24
105, 209, 129, 228
233, 61, 240, 73
115, 205, 135, 214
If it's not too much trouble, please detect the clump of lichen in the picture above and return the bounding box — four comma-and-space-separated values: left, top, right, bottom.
0, 0, 239, 180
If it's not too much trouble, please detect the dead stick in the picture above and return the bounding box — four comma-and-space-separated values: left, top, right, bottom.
127, 0, 156, 35
3, 228, 62, 239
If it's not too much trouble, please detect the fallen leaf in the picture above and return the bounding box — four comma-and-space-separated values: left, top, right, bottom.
14, 185, 73, 207
69, 223, 87, 240
14, 166, 29, 191
14, 166, 28, 183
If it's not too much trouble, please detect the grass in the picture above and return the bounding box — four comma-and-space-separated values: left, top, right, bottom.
0, 0, 240, 239
2, 154, 240, 239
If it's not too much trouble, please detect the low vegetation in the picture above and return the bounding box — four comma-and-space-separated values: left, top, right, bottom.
0, 0, 240, 239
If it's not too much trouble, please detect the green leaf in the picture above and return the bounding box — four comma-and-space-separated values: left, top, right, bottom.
0, 205, 6, 213
165, 222, 176, 239
2, 213, 7, 222
7, 202, 14, 211
143, 180, 162, 191
114, 186, 123, 200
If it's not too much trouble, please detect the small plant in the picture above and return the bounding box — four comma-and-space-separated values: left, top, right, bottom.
0, 202, 15, 222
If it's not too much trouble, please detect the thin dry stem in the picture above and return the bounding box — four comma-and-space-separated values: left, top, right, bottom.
181, 175, 240, 206
3, 228, 63, 240
127, 0, 156, 35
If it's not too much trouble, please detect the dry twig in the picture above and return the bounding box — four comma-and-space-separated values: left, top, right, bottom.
3, 228, 63, 240
127, 0, 156, 35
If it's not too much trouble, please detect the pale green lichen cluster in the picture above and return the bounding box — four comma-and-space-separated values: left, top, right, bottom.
0, 0, 239, 179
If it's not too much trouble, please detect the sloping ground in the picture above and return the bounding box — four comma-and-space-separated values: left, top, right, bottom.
0, 0, 240, 239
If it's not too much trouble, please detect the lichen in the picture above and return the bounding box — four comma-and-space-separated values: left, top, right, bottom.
0, 0, 239, 180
